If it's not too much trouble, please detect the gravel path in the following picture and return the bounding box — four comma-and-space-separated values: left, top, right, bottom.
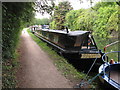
16, 29, 72, 88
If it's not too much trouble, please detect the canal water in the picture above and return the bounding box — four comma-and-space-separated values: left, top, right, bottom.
94, 36, 119, 62
91, 36, 119, 89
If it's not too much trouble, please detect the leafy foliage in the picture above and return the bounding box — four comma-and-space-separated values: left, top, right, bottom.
50, 20, 57, 29
33, 18, 51, 25
2, 2, 35, 59
65, 9, 84, 30
64, 2, 118, 37
35, 0, 55, 16
2, 2, 35, 88
93, 4, 118, 37
50, 1, 73, 30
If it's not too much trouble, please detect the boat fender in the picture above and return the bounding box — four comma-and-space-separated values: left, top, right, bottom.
109, 59, 115, 64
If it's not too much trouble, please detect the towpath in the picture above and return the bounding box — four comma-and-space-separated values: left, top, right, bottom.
16, 29, 72, 88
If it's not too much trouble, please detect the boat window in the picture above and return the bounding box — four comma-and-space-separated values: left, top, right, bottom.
81, 35, 97, 50
49, 33, 54, 41
54, 35, 59, 43
44, 32, 47, 37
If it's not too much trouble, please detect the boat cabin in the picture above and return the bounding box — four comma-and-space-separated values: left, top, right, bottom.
34, 29, 100, 56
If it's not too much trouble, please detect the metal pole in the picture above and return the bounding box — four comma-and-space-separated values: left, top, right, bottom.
118, 41, 120, 62
104, 41, 119, 52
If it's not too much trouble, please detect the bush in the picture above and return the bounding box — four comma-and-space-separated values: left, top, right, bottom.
64, 2, 118, 37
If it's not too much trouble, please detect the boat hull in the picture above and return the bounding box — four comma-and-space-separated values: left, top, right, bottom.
99, 63, 120, 89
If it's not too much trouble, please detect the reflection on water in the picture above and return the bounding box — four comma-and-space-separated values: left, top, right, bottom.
94, 36, 119, 62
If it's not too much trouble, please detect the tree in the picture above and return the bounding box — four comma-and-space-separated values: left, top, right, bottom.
35, 0, 55, 16
64, 1, 118, 37
79, 0, 120, 7
65, 9, 85, 30
50, 1, 73, 30
93, 2, 117, 37
33, 18, 51, 25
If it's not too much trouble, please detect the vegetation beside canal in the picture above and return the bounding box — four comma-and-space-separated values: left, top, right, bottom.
27, 28, 98, 88
50, 2, 119, 38
2, 46, 20, 88
2, 2, 35, 88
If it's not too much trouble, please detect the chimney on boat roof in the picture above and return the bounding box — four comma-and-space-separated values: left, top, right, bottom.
65, 26, 69, 33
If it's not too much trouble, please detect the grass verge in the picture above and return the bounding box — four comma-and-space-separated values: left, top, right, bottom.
27, 28, 97, 88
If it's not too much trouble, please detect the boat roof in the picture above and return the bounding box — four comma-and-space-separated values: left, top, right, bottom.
68, 31, 90, 36
39, 29, 90, 36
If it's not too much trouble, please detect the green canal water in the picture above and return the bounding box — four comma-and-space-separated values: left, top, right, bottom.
92, 36, 119, 89
94, 35, 119, 62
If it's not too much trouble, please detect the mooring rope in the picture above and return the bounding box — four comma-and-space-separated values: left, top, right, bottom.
77, 71, 103, 88
76, 51, 120, 88
75, 51, 99, 88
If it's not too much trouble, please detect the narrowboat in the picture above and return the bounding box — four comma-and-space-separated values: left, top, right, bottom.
99, 51, 120, 89
31, 27, 103, 61
35, 28, 103, 59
